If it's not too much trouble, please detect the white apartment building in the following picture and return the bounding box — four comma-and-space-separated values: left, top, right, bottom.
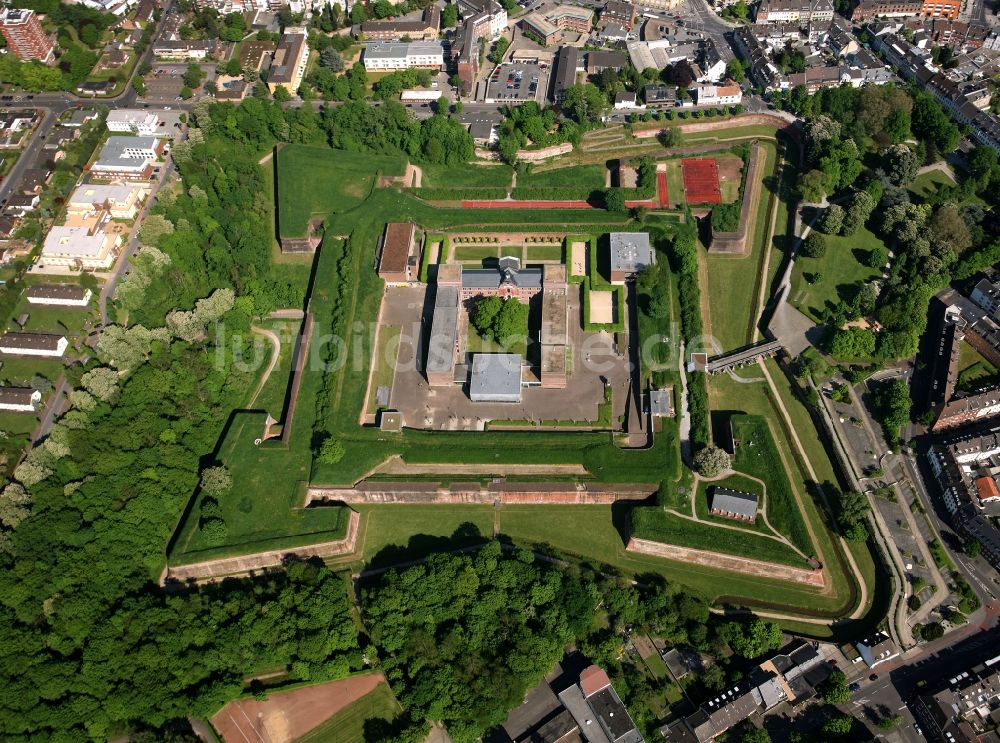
691, 81, 743, 105
41, 226, 122, 270
68, 183, 148, 221
106, 109, 162, 136
362, 41, 444, 71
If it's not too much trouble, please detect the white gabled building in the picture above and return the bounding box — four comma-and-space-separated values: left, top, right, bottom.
106, 109, 162, 136
690, 80, 743, 106
0, 387, 41, 412
362, 41, 445, 71
26, 284, 93, 307
0, 332, 68, 357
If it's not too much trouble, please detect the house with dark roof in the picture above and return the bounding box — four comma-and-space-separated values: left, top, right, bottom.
560, 665, 643, 743
0, 332, 68, 357
18, 167, 50, 194
0, 387, 41, 412
709, 487, 758, 522
26, 284, 92, 307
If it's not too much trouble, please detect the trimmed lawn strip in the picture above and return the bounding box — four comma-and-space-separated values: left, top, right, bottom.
419, 162, 513, 189
519, 163, 607, 190
294, 682, 402, 743
366, 325, 401, 415
497, 505, 845, 609
730, 415, 813, 555
527, 244, 564, 261
695, 473, 771, 534
276, 145, 406, 238
702, 142, 775, 352
252, 318, 300, 420
790, 225, 885, 323
453, 244, 500, 261
631, 507, 808, 568
354, 504, 495, 569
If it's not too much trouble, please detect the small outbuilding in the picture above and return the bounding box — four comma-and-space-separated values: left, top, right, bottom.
709, 487, 758, 522
469, 353, 522, 403
609, 232, 654, 283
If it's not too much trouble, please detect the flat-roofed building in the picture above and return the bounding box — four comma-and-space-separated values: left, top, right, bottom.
0, 332, 68, 357
90, 136, 164, 180
106, 109, 162, 136
26, 284, 93, 307
68, 183, 149, 220
470, 353, 523, 402
41, 226, 122, 270
609, 232, 653, 283
0, 8, 54, 63
0, 387, 41, 412
363, 40, 445, 70
573, 665, 643, 743
522, 4, 594, 44
268, 29, 310, 93
377, 222, 419, 283
709, 487, 758, 522
540, 264, 568, 389
427, 273, 461, 386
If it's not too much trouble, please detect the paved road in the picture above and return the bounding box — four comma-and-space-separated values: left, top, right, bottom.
30, 375, 67, 445
98, 156, 177, 324
0, 107, 57, 205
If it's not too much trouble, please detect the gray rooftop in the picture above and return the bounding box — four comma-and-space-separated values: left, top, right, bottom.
650, 388, 673, 416
609, 232, 654, 275
710, 487, 758, 519
461, 266, 543, 290
426, 285, 459, 375
469, 353, 522, 402
364, 41, 444, 59
95, 136, 159, 168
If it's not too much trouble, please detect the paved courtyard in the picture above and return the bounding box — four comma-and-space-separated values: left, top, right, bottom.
379, 286, 632, 430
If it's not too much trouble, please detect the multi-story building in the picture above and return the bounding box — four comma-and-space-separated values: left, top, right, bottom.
363, 41, 444, 70
67, 183, 149, 221
690, 79, 743, 105
913, 656, 1000, 741
0, 8, 54, 63
521, 4, 594, 44
268, 29, 310, 94
40, 226, 122, 270
359, 6, 440, 40
457, 0, 508, 39
106, 109, 162, 136
927, 426, 1000, 570
852, 0, 958, 21
601, 0, 636, 30
89, 136, 164, 180
451, 19, 480, 90
754, 0, 834, 25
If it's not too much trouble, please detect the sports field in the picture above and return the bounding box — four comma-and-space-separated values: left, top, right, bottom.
681, 158, 722, 203
276, 145, 406, 237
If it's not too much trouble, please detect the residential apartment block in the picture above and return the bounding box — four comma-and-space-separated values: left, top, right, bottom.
753, 0, 834, 24
691, 80, 743, 105
41, 226, 122, 270
90, 136, 164, 180
106, 109, 163, 136
913, 654, 1000, 741
521, 4, 594, 44
359, 6, 440, 41
363, 41, 444, 71
68, 183, 149, 221
268, 29, 310, 94
0, 8, 54, 63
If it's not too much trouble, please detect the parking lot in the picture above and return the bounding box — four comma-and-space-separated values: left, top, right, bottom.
140, 63, 215, 104
484, 63, 547, 105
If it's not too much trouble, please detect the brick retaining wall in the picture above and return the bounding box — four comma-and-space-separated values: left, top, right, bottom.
627, 536, 825, 587
307, 481, 656, 505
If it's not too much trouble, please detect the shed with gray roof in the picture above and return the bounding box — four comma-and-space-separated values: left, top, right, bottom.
709, 487, 758, 522
609, 232, 653, 283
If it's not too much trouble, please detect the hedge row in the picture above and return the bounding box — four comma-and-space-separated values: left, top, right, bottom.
510, 187, 603, 201
710, 202, 741, 232
669, 218, 710, 450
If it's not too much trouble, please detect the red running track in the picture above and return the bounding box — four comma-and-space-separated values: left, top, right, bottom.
657, 170, 669, 208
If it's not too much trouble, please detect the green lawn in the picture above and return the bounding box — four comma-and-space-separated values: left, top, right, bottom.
664, 160, 685, 206
453, 244, 500, 261
694, 474, 767, 531
420, 162, 513, 189
908, 169, 956, 201
526, 244, 563, 261
366, 325, 401, 415
519, 163, 607, 190
294, 682, 401, 743
702, 142, 777, 352
790, 225, 885, 323
251, 319, 300, 420
956, 341, 999, 392
276, 145, 406, 238
353, 504, 495, 568
467, 321, 529, 358
171, 412, 350, 564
